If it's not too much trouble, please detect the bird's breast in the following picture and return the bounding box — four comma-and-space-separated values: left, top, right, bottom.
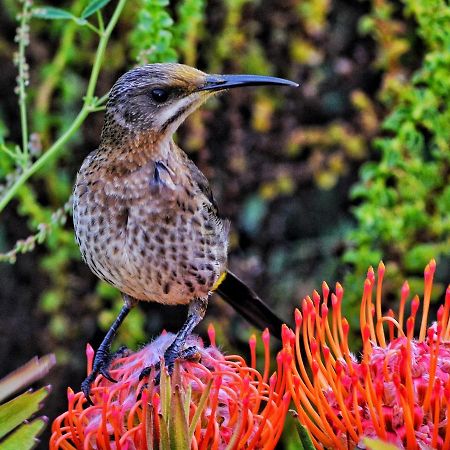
73, 149, 228, 305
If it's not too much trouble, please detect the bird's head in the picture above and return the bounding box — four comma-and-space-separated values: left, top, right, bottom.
104, 63, 298, 139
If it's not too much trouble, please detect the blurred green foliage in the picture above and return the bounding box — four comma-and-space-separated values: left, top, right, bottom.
343, 0, 450, 330
129, 0, 178, 63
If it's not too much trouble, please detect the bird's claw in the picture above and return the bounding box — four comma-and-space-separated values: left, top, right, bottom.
99, 367, 117, 383
81, 345, 129, 404
178, 345, 202, 363
81, 373, 96, 406
139, 365, 153, 381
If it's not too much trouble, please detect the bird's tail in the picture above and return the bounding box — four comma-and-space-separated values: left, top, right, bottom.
215, 270, 286, 340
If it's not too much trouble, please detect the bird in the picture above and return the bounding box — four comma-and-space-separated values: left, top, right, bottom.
72, 63, 298, 402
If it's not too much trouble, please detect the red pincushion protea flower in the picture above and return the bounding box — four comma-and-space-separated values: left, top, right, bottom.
285, 260, 450, 449
50, 326, 290, 450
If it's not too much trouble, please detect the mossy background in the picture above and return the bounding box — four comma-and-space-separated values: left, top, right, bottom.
0, 0, 449, 448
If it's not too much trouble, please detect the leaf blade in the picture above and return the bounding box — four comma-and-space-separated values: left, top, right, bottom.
32, 6, 76, 20
294, 421, 315, 450
0, 387, 51, 439
188, 378, 212, 441
81, 0, 111, 19
169, 385, 189, 450
0, 417, 47, 450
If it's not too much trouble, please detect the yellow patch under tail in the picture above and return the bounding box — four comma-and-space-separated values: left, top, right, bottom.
212, 271, 227, 291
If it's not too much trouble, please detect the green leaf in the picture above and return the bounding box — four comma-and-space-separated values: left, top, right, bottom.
32, 6, 75, 20
0, 387, 50, 439
158, 414, 170, 450
183, 383, 192, 421
169, 385, 189, 449
0, 417, 47, 450
81, 0, 111, 19
159, 365, 171, 425
294, 421, 315, 450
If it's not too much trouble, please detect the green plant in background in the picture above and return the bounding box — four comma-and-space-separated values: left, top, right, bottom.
129, 0, 178, 64
343, 0, 450, 330
284, 0, 375, 191
0, 0, 127, 213
0, 0, 134, 364
130, 0, 206, 66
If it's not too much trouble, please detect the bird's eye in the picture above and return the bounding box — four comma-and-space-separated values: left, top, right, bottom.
150, 88, 169, 103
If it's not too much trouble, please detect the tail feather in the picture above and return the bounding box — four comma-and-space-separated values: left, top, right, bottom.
215, 270, 285, 340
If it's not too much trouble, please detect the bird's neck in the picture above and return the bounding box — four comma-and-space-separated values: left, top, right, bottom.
98, 115, 175, 176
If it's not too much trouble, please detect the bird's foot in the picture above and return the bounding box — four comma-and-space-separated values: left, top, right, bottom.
82, 345, 129, 405
139, 298, 207, 384
139, 345, 202, 382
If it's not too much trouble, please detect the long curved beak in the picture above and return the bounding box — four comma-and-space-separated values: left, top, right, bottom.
199, 74, 299, 91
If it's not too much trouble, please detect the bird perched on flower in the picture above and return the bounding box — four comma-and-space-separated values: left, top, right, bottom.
72, 63, 298, 401
50, 327, 290, 449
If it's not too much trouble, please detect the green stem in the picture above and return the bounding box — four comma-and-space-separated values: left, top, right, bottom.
82, 20, 102, 36
87, 105, 106, 113
97, 92, 110, 105
85, 0, 127, 103
0, 0, 127, 214
0, 107, 89, 212
97, 10, 105, 33
18, 1, 31, 161
0, 145, 20, 161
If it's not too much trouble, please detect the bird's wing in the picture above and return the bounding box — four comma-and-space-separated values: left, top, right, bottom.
179, 157, 286, 337
179, 153, 220, 213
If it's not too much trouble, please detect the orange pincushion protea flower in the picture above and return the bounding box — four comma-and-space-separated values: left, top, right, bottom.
50, 326, 290, 450
285, 260, 450, 449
